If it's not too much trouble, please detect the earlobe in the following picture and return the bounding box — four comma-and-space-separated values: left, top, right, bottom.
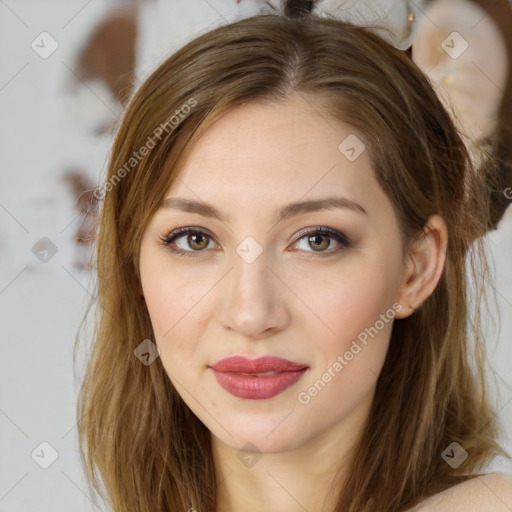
394, 214, 448, 319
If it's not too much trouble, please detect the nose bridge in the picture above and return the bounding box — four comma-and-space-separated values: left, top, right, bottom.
218, 241, 288, 338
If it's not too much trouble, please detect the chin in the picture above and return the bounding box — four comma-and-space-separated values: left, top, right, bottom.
213, 430, 302, 455
209, 411, 306, 453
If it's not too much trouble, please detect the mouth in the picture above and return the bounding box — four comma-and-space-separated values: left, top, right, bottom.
236, 370, 280, 377
208, 356, 309, 400
209, 355, 308, 374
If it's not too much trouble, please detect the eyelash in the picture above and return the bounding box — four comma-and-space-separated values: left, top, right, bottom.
158, 226, 351, 259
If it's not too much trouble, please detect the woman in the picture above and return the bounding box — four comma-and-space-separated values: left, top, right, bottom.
75, 12, 512, 512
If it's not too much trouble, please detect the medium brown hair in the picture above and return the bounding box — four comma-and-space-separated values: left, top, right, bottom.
75, 12, 509, 512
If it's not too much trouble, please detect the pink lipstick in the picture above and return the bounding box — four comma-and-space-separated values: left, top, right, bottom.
209, 355, 309, 400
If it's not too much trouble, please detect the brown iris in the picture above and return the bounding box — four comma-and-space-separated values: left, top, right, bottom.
188, 233, 209, 250
308, 234, 329, 251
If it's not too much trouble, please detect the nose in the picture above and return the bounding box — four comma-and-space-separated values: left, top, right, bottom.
218, 249, 290, 340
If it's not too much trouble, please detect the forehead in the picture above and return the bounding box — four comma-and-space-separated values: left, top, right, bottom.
162, 94, 389, 221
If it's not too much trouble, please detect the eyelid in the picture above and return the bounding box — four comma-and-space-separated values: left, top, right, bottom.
160, 226, 220, 255
290, 226, 351, 248
160, 225, 351, 256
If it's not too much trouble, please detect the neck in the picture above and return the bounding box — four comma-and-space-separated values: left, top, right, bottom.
211, 389, 374, 512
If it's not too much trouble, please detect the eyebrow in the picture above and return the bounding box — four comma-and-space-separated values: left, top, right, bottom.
159, 196, 367, 223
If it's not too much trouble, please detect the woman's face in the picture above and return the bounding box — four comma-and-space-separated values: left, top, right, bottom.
139, 94, 410, 453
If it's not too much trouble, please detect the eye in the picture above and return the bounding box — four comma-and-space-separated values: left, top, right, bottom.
159, 227, 218, 258
291, 226, 351, 255
159, 226, 351, 258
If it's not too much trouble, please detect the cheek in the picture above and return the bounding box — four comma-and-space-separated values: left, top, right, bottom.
141, 256, 205, 336
141, 274, 207, 389
311, 282, 394, 379
142, 278, 180, 338
295, 264, 397, 412
294, 252, 401, 343
140, 266, 208, 374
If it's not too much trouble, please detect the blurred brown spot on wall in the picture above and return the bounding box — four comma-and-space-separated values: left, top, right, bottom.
76, 6, 138, 106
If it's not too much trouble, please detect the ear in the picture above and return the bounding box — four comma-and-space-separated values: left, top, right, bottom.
394, 214, 448, 319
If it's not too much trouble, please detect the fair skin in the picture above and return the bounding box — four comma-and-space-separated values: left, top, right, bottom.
412, 472, 512, 512
138, 94, 509, 511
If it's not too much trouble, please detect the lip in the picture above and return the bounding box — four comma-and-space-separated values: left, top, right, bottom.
209, 356, 309, 400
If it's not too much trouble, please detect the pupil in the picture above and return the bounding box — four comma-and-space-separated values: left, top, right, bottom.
309, 234, 328, 251
189, 234, 206, 249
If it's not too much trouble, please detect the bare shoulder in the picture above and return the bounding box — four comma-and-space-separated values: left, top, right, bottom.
409, 473, 512, 512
